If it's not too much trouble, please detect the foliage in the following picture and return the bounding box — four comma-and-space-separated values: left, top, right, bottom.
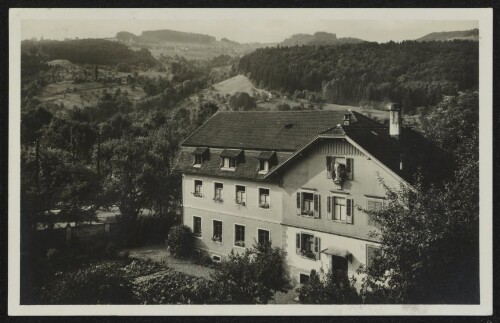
210, 241, 290, 304
134, 268, 213, 304
228, 92, 257, 111
166, 225, 194, 258
298, 269, 361, 304
357, 91, 479, 304
40, 261, 137, 304
239, 41, 478, 113
21, 39, 157, 66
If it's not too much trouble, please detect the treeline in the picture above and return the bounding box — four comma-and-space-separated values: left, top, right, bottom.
140, 29, 216, 44
239, 40, 478, 113
21, 39, 157, 66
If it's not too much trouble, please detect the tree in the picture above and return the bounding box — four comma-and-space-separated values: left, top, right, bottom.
210, 241, 290, 304
298, 269, 360, 304
166, 225, 194, 258
228, 92, 257, 111
359, 92, 479, 304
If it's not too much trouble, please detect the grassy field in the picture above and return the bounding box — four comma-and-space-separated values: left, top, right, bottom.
36, 81, 147, 108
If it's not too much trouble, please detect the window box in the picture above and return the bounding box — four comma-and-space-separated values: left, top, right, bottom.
299, 249, 317, 260
193, 232, 202, 238
259, 203, 270, 209
234, 240, 245, 247
301, 210, 314, 217
212, 235, 222, 242
235, 199, 246, 206
192, 191, 203, 198
213, 197, 224, 203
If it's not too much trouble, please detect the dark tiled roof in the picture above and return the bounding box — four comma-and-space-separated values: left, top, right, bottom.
173, 147, 293, 181
257, 151, 276, 160
192, 147, 208, 155
344, 126, 452, 184
182, 111, 351, 151
220, 149, 243, 158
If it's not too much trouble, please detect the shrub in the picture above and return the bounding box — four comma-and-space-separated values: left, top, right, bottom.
210, 241, 290, 304
166, 224, 194, 258
298, 269, 361, 304
40, 260, 137, 304
134, 269, 213, 304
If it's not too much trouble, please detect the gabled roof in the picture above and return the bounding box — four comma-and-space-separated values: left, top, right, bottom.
175, 110, 450, 184
173, 147, 292, 181
182, 111, 350, 151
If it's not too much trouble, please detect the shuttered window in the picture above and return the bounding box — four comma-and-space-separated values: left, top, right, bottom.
366, 245, 381, 268
367, 199, 383, 227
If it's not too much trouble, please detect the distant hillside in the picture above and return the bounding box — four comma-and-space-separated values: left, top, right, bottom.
116, 29, 216, 44
21, 39, 157, 66
280, 32, 366, 46
416, 29, 479, 42
239, 41, 478, 113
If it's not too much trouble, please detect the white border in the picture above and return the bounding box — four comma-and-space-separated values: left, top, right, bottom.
8, 8, 492, 316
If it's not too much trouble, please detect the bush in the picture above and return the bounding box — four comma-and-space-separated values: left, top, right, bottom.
210, 241, 290, 304
134, 268, 213, 304
40, 261, 137, 304
298, 269, 361, 304
166, 224, 194, 258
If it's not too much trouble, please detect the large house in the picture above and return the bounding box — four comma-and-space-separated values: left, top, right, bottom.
173, 105, 447, 288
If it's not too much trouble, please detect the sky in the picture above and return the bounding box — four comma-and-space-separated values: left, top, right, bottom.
20, 9, 479, 44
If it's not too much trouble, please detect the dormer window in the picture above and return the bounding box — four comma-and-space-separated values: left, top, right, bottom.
257, 151, 275, 175
192, 147, 209, 168
258, 160, 269, 174
326, 156, 354, 184
220, 149, 242, 171
222, 157, 236, 169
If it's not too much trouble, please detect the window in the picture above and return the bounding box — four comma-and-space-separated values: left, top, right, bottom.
257, 229, 270, 245
193, 216, 202, 237
193, 180, 203, 198
326, 156, 353, 182
366, 245, 381, 268
299, 273, 310, 284
235, 185, 246, 206
193, 154, 203, 167
367, 198, 384, 228
258, 160, 269, 174
327, 195, 354, 224
234, 224, 245, 247
333, 196, 346, 221
296, 232, 321, 260
222, 157, 236, 170
212, 220, 222, 242
258, 188, 270, 209
213, 182, 223, 202
212, 255, 221, 262
296, 191, 320, 217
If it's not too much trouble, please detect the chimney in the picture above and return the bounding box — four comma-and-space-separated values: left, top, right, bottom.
389, 103, 401, 139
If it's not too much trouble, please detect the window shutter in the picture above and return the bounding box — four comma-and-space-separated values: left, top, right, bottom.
313, 193, 320, 218
346, 158, 354, 180
326, 156, 332, 179
346, 198, 354, 224
296, 233, 301, 254
327, 196, 332, 220
314, 237, 321, 260
296, 192, 301, 215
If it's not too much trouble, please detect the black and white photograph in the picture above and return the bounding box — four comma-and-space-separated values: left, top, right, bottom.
7, 7, 493, 316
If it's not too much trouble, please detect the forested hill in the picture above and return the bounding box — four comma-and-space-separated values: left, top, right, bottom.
280, 32, 366, 46
21, 39, 157, 66
239, 41, 478, 113
116, 29, 216, 44
416, 29, 479, 42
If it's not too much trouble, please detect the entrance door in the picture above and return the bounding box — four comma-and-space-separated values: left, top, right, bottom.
331, 255, 348, 278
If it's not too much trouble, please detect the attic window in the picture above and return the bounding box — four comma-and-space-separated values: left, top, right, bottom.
192, 147, 209, 168
220, 149, 242, 171
284, 123, 294, 129
258, 160, 269, 174
257, 151, 275, 174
